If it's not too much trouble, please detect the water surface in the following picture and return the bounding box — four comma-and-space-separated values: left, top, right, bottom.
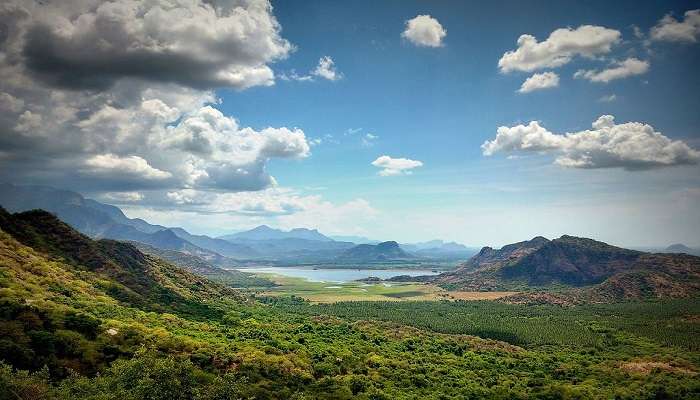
234, 266, 440, 283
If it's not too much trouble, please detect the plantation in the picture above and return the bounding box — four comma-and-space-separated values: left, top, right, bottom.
281, 299, 700, 350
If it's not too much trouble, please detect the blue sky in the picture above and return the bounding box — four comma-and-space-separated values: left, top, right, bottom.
213, 0, 700, 246
1, 0, 699, 247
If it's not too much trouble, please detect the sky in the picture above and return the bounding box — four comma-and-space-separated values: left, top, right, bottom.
1, 0, 699, 247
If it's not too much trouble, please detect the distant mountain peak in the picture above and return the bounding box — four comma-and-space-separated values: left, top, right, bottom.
665, 243, 700, 256
221, 225, 332, 242
337, 240, 414, 262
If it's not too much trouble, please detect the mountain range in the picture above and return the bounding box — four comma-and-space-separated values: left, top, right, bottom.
664, 243, 700, 257
219, 225, 333, 242
0, 192, 700, 304
435, 235, 700, 303
0, 183, 474, 264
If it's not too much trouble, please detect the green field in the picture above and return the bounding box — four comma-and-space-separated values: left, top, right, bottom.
249, 273, 515, 302
251, 273, 447, 302
279, 298, 700, 351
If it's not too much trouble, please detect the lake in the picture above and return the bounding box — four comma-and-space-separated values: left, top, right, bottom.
233, 266, 440, 283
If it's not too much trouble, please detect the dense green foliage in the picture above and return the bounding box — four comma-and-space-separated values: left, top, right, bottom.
1, 209, 699, 399
282, 299, 700, 350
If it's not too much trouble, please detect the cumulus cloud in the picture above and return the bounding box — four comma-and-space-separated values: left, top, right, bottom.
279, 56, 342, 82
101, 191, 144, 203
14, 111, 42, 132
498, 25, 621, 72
574, 58, 649, 83
518, 72, 559, 93
0, 93, 24, 113
157, 105, 310, 191
651, 9, 700, 43
402, 15, 446, 47
482, 115, 700, 170
371, 155, 423, 176
0, 1, 311, 195
164, 105, 310, 162
124, 189, 378, 237
165, 187, 309, 216
83, 154, 172, 180
6, 0, 292, 90
312, 56, 343, 81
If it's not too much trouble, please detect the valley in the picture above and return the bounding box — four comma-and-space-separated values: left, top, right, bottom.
2, 2, 700, 398
0, 195, 699, 398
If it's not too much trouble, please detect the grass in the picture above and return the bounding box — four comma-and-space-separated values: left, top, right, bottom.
254, 273, 444, 302
249, 273, 516, 303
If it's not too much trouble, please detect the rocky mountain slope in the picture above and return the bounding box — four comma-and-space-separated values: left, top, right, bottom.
0, 207, 244, 314
436, 235, 700, 302
337, 241, 415, 262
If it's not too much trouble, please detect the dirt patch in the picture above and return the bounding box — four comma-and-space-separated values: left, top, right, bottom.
620, 361, 696, 375
682, 314, 700, 323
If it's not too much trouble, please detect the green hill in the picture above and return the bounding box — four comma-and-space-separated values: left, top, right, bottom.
436, 235, 700, 302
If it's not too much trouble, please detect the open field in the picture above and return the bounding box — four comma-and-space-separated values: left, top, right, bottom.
250, 272, 516, 303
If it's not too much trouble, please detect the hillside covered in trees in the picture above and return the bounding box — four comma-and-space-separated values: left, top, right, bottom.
1, 208, 699, 399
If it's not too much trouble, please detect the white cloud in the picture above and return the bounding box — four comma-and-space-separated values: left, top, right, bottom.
498, 25, 621, 72
120, 190, 379, 238
136, 187, 379, 236
161, 105, 310, 190
5, 0, 292, 90
632, 25, 645, 39
0, 92, 24, 113
279, 70, 314, 82
651, 9, 700, 43
165, 187, 308, 215
312, 56, 343, 81
361, 133, 379, 147
0, 0, 314, 196
371, 155, 424, 176
599, 94, 617, 102
14, 111, 42, 132
281, 56, 342, 82
101, 191, 144, 203
482, 115, 700, 170
84, 154, 172, 180
402, 15, 446, 47
574, 58, 649, 83
518, 72, 560, 93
